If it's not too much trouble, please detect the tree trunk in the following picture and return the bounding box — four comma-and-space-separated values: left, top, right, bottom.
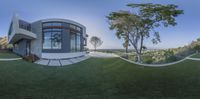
94, 46, 96, 51
125, 46, 128, 53
127, 34, 143, 63
126, 35, 129, 53
124, 46, 128, 59
137, 34, 144, 63
136, 53, 142, 63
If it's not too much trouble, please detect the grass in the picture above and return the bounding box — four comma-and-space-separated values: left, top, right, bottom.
0, 52, 20, 58
191, 53, 200, 58
0, 55, 200, 98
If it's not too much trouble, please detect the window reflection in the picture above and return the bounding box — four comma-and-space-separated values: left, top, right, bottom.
70, 33, 76, 52
76, 33, 81, 51
43, 23, 51, 27
52, 32, 61, 49
19, 20, 31, 31
70, 32, 81, 52
52, 23, 62, 26
69, 24, 76, 30
42, 22, 83, 51
43, 32, 51, 49
43, 22, 62, 49
43, 22, 62, 27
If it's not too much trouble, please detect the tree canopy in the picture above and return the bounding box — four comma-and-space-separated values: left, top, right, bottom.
107, 3, 183, 62
90, 36, 103, 51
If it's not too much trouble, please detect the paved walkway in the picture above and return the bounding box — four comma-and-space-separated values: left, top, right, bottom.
35, 55, 90, 66
89, 52, 119, 58
0, 58, 22, 61
186, 57, 200, 61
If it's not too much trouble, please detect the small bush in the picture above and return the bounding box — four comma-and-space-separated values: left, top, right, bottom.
23, 54, 39, 62
165, 55, 178, 62
143, 56, 155, 64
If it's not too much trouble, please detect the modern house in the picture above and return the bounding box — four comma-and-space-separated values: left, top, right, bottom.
8, 15, 88, 59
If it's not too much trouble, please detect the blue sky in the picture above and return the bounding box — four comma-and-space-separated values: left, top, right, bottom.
0, 0, 200, 49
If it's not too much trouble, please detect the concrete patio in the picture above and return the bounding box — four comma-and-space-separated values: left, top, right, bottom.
35, 55, 90, 66
35, 52, 119, 66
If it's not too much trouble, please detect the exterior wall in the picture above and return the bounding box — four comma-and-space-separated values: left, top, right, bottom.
13, 39, 28, 56
31, 21, 43, 57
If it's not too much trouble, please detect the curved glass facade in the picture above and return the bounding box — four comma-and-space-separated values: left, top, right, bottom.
42, 21, 83, 53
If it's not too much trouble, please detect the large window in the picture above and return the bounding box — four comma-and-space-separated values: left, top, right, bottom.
69, 24, 82, 32
8, 22, 13, 36
52, 22, 62, 26
70, 33, 76, 52
43, 32, 51, 49
83, 38, 87, 46
42, 22, 83, 51
43, 23, 52, 27
19, 20, 31, 31
43, 22, 62, 27
70, 32, 81, 52
76, 33, 81, 51
43, 22, 62, 50
69, 24, 76, 30
43, 32, 62, 49
52, 32, 61, 49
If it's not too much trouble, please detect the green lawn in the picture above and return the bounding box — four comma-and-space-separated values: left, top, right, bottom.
0, 52, 20, 58
191, 53, 200, 58
0, 57, 200, 98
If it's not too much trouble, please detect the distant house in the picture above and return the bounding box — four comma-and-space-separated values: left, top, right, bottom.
0, 36, 9, 49
8, 15, 88, 59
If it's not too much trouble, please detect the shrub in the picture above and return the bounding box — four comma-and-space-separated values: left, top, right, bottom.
143, 56, 155, 64
23, 54, 39, 62
165, 55, 178, 62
